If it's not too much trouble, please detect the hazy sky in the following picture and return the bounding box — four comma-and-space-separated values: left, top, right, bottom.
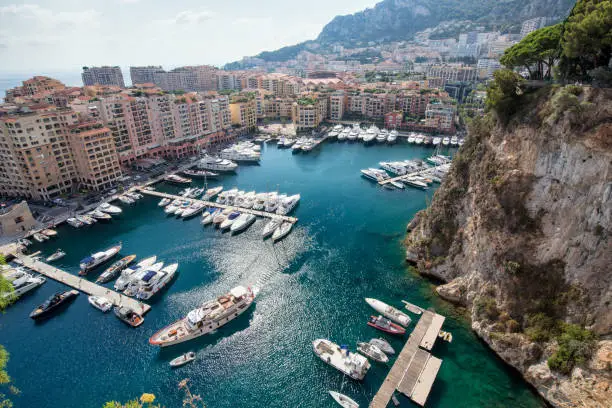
0, 0, 377, 73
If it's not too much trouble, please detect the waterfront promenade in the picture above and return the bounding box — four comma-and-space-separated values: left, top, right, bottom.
16, 254, 151, 314
137, 189, 298, 224
370, 308, 445, 407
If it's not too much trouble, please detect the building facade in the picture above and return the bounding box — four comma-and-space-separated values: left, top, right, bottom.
82, 66, 125, 88
130, 66, 164, 86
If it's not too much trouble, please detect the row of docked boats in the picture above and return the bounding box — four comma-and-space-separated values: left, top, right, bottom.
26, 228, 58, 244
219, 141, 261, 163
332, 124, 399, 144
312, 298, 411, 383
66, 202, 124, 229
361, 156, 452, 190
288, 137, 321, 153
217, 189, 300, 216
1, 266, 46, 300
201, 207, 293, 241
407, 133, 463, 147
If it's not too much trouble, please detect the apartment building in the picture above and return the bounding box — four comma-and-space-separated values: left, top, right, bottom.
425, 65, 478, 82
263, 97, 294, 119
152, 68, 197, 92
22, 76, 66, 96
329, 91, 346, 120
0, 106, 79, 200
130, 66, 164, 85
82, 66, 125, 88
66, 121, 122, 191
292, 98, 323, 131
521, 17, 547, 38
217, 72, 241, 91
425, 103, 455, 131
230, 96, 257, 130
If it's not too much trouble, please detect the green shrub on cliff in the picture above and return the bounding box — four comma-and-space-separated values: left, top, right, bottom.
485, 69, 525, 123
548, 323, 597, 374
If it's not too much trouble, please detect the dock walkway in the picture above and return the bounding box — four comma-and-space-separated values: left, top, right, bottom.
378, 163, 449, 186
17, 255, 151, 315
369, 309, 444, 408
137, 189, 298, 224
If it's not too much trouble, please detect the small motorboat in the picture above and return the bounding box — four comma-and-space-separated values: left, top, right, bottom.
170, 352, 196, 368
117, 195, 135, 205
41, 229, 57, 237
201, 209, 216, 226
66, 217, 84, 228
365, 298, 411, 327
220, 211, 241, 231
98, 203, 122, 215
18, 238, 32, 247
329, 391, 359, 408
370, 338, 395, 355
357, 342, 389, 363
367, 315, 405, 335
88, 296, 113, 312
230, 213, 256, 234
89, 210, 112, 221
32, 232, 48, 243
46, 249, 66, 262
262, 218, 281, 239
113, 306, 144, 327
202, 186, 223, 201
272, 221, 292, 242
29, 290, 79, 320
158, 198, 171, 207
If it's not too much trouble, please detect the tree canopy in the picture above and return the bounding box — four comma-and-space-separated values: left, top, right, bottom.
559, 0, 612, 81
501, 24, 563, 80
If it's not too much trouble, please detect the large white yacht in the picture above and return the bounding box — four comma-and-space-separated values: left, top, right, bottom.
79, 243, 122, 275
198, 156, 238, 172
135, 263, 179, 300
149, 286, 255, 347
312, 339, 370, 380
219, 148, 260, 163
113, 256, 157, 291
1, 268, 46, 299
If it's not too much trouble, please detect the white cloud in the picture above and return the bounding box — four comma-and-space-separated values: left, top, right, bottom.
158, 9, 215, 26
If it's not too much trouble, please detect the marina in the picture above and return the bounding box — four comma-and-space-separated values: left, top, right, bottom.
14, 254, 151, 315
0, 142, 543, 408
136, 188, 299, 224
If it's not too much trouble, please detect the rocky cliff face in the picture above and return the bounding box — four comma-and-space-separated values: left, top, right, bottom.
405, 85, 611, 407
317, 0, 576, 45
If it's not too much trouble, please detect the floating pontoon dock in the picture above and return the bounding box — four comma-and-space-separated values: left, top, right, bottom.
369, 309, 446, 407
16, 254, 151, 315
378, 164, 450, 186
137, 189, 298, 224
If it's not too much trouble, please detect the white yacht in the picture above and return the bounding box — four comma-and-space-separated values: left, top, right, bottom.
442, 137, 450, 146
230, 213, 256, 234
88, 296, 113, 312
117, 195, 134, 205
88, 210, 112, 221
219, 148, 260, 163
98, 203, 122, 215
432, 137, 442, 146
219, 211, 241, 231
181, 203, 205, 219
135, 263, 179, 300
337, 129, 348, 141
149, 286, 256, 347
1, 269, 45, 299
407, 133, 416, 143
113, 256, 158, 291
277, 194, 300, 215
403, 178, 429, 190
347, 128, 359, 141
375, 132, 387, 143
365, 298, 412, 327
66, 217, 84, 228
272, 221, 293, 242
265, 193, 280, 213
79, 243, 122, 275
387, 130, 398, 144
158, 198, 171, 207
450, 135, 459, 146
198, 156, 238, 172
329, 391, 359, 408
122, 261, 165, 296
202, 186, 223, 201
312, 339, 370, 380
252, 193, 268, 211
357, 342, 389, 363
262, 218, 282, 239
415, 135, 424, 144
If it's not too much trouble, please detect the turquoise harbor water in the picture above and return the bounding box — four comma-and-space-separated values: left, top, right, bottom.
0, 142, 543, 408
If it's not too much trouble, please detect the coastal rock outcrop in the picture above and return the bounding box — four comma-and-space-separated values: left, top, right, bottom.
405, 86, 612, 407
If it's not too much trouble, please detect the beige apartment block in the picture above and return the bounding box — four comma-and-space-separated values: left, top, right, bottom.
0, 106, 78, 200
66, 121, 122, 192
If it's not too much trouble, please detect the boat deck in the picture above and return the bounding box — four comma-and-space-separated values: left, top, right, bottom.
136, 189, 298, 224
378, 164, 449, 186
369, 309, 445, 408
16, 254, 151, 315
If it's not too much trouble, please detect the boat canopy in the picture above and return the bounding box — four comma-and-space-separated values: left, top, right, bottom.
142, 270, 157, 282
80, 256, 95, 265
230, 286, 248, 298
187, 308, 206, 325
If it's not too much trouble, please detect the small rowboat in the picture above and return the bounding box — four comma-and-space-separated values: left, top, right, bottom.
367, 315, 405, 335
170, 352, 196, 368
329, 391, 359, 408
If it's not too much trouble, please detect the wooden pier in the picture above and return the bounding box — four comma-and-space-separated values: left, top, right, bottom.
369, 309, 445, 408
378, 163, 450, 186
16, 254, 151, 315
137, 189, 298, 224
